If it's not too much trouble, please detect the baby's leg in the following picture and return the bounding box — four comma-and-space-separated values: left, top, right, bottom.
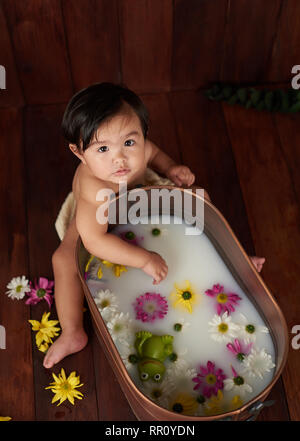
43, 217, 88, 369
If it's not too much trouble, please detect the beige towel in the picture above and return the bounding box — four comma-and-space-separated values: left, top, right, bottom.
55, 168, 174, 241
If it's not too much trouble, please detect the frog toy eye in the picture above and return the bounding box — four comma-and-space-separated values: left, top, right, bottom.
153, 373, 161, 382
140, 372, 149, 381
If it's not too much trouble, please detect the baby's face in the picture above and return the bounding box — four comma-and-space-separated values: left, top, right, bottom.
77, 108, 146, 185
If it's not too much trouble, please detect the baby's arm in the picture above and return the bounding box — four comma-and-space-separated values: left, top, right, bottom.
76, 196, 168, 284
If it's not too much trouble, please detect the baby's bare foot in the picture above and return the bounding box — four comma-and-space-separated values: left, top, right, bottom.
250, 256, 266, 273
43, 329, 88, 369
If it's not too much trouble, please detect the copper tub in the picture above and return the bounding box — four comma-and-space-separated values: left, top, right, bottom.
75, 185, 289, 421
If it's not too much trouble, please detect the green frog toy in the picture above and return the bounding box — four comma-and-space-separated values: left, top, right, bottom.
134, 331, 174, 383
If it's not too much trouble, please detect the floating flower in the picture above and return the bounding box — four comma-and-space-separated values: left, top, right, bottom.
173, 317, 191, 333
223, 366, 253, 397
141, 376, 175, 408
45, 368, 84, 406
133, 292, 168, 323
106, 312, 132, 345
205, 283, 241, 315
241, 347, 275, 379
236, 313, 269, 342
226, 338, 253, 362
87, 260, 103, 280
119, 344, 139, 373
165, 358, 197, 396
204, 390, 225, 416
170, 280, 199, 314
0, 416, 12, 421
28, 312, 60, 352
192, 361, 226, 398
119, 230, 144, 246
25, 277, 54, 308
5, 275, 31, 300
102, 260, 128, 277
229, 395, 243, 411
169, 392, 198, 416
208, 312, 240, 343
93, 289, 119, 321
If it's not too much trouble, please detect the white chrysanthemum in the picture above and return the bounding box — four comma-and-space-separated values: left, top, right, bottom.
106, 312, 132, 345
141, 376, 175, 408
119, 343, 138, 373
165, 355, 197, 395
208, 312, 240, 343
223, 375, 253, 397
236, 313, 269, 342
6, 275, 31, 300
241, 347, 275, 379
93, 289, 119, 321
173, 317, 191, 333
88, 261, 103, 280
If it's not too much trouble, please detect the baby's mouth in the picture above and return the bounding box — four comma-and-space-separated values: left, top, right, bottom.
114, 168, 131, 176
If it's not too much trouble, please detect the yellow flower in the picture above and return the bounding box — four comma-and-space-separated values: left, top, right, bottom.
204, 390, 224, 416
102, 260, 127, 277
0, 416, 12, 421
28, 312, 60, 352
169, 392, 198, 416
229, 395, 243, 411
45, 368, 84, 406
169, 280, 199, 313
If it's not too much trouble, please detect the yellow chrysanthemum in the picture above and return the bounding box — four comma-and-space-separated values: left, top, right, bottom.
28, 312, 60, 352
229, 395, 243, 411
204, 390, 224, 416
0, 416, 12, 421
102, 260, 127, 277
169, 392, 198, 416
169, 280, 199, 313
45, 368, 84, 406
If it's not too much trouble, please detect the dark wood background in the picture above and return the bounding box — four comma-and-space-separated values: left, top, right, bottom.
0, 0, 299, 421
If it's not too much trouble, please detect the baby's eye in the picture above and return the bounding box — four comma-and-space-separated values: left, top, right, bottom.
124, 139, 135, 147
98, 146, 108, 153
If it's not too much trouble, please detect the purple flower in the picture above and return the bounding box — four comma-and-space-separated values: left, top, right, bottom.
25, 277, 54, 308
192, 361, 226, 398
205, 283, 241, 315
227, 338, 253, 362
133, 292, 168, 323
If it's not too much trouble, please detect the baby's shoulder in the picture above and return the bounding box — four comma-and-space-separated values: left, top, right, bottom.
73, 164, 110, 206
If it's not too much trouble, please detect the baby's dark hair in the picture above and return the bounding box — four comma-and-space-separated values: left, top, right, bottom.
62, 82, 149, 151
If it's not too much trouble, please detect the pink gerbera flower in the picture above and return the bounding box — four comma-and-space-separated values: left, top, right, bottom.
192, 361, 226, 398
133, 292, 168, 323
227, 338, 253, 362
120, 230, 144, 246
205, 283, 241, 315
25, 277, 54, 308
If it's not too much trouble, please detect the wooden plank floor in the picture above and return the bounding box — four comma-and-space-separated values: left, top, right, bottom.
0, 90, 298, 420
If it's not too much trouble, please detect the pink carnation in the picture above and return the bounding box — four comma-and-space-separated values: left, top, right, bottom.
133, 292, 168, 323
192, 360, 226, 398
205, 283, 241, 315
25, 277, 54, 308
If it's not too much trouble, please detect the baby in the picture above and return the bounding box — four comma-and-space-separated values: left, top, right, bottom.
43, 83, 265, 369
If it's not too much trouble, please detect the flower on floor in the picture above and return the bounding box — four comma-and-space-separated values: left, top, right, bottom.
5, 275, 31, 300
133, 292, 168, 323
173, 317, 191, 333
236, 313, 269, 343
28, 312, 60, 353
205, 283, 241, 316
226, 338, 253, 362
241, 347, 275, 379
101, 260, 128, 277
25, 277, 54, 308
106, 312, 132, 345
208, 312, 240, 343
93, 289, 119, 321
0, 416, 12, 421
45, 368, 84, 406
204, 389, 225, 416
223, 366, 253, 397
119, 230, 144, 246
169, 392, 198, 416
169, 280, 199, 314
192, 361, 226, 398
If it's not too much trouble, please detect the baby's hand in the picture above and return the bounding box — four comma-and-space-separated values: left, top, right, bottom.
166, 164, 195, 187
141, 251, 168, 285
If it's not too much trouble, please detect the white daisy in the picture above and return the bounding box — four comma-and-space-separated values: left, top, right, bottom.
173, 318, 191, 333
106, 312, 132, 346
236, 313, 269, 342
93, 289, 119, 321
165, 355, 197, 394
141, 376, 175, 408
241, 347, 275, 379
119, 343, 138, 373
223, 368, 253, 397
208, 312, 240, 343
6, 275, 31, 300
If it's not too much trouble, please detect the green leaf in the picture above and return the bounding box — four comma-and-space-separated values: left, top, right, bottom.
237, 88, 247, 104
223, 85, 233, 99
288, 100, 300, 113
227, 94, 238, 105
250, 89, 262, 105
264, 91, 274, 111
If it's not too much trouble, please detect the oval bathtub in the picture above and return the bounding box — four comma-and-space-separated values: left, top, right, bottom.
75, 185, 289, 421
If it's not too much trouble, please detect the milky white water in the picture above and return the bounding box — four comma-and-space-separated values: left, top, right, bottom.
86, 215, 276, 417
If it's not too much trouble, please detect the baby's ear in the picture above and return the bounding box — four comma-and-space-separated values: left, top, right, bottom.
69, 143, 86, 164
